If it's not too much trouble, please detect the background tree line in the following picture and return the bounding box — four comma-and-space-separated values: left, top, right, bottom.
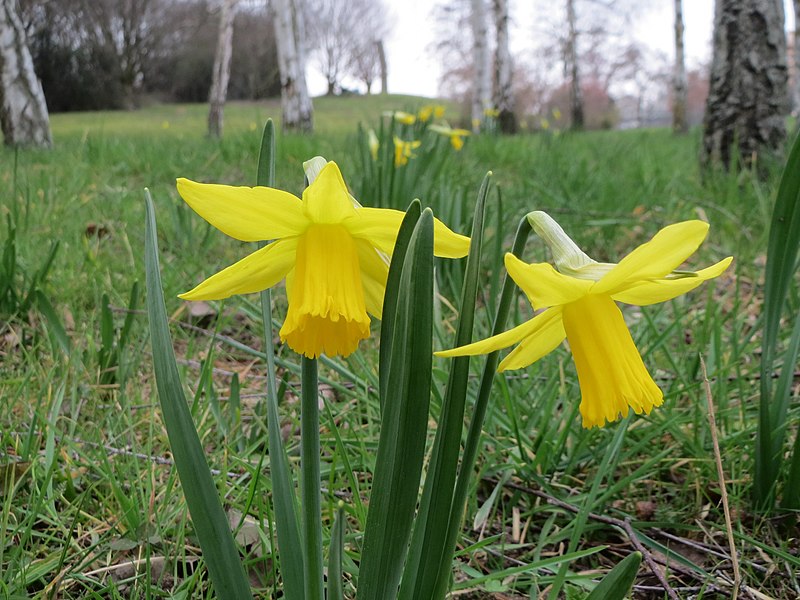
20, 0, 282, 112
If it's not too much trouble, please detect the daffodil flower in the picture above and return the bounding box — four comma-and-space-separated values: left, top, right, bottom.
367, 129, 379, 161
483, 107, 500, 118
418, 104, 445, 122
437, 211, 732, 428
429, 124, 471, 151
393, 136, 421, 166
178, 157, 470, 359
384, 110, 416, 125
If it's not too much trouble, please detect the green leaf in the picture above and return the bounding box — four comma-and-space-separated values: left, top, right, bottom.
755, 129, 800, 510
144, 189, 253, 600
36, 290, 70, 357
398, 173, 491, 600
356, 208, 435, 600
256, 119, 306, 599
327, 503, 346, 600
379, 199, 422, 408
429, 215, 533, 599
585, 552, 641, 600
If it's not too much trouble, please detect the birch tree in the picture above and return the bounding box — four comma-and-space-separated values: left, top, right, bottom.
701, 0, 788, 169
471, 0, 491, 132
492, 0, 516, 133
565, 0, 584, 129
208, 0, 237, 138
672, 0, 688, 133
273, 0, 313, 132
0, 0, 51, 147
793, 0, 800, 111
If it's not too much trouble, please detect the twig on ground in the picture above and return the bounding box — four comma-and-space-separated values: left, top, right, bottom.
701, 356, 742, 599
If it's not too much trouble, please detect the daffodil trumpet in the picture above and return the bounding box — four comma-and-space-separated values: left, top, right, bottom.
178, 157, 469, 359
437, 211, 732, 428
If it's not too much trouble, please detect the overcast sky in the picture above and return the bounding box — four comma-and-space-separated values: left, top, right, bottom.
307, 1, 796, 98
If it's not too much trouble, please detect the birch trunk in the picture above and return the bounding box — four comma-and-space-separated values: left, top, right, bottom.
492, 0, 516, 133
377, 39, 388, 94
470, 0, 491, 133
701, 0, 788, 169
0, 0, 51, 147
273, 0, 313, 132
793, 0, 800, 112
566, 0, 584, 130
208, 0, 237, 138
672, 0, 688, 133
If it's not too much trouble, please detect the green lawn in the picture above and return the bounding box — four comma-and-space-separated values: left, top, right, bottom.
1, 96, 796, 598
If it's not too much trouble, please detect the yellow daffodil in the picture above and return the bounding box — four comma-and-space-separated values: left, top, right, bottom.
178, 157, 469, 359
437, 211, 732, 428
384, 110, 416, 125
393, 136, 421, 166
367, 129, 379, 160
429, 124, 471, 151
540, 118, 550, 130
483, 107, 500, 118
552, 108, 562, 120
418, 104, 446, 122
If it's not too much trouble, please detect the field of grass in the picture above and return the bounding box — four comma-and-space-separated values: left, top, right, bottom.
1, 94, 797, 598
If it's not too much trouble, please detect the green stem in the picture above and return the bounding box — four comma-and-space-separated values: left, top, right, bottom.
301, 356, 323, 600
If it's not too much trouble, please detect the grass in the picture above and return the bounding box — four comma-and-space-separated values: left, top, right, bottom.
1, 94, 797, 598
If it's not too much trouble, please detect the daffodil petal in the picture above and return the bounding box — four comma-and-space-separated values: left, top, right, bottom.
302, 162, 358, 224
505, 253, 593, 310
177, 178, 306, 242
435, 307, 561, 358
432, 217, 470, 258
611, 256, 732, 305
355, 239, 390, 317
179, 238, 297, 300
497, 309, 566, 371
348, 207, 470, 258
593, 220, 710, 295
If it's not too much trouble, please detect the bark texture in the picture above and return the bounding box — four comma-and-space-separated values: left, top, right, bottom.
0, 0, 51, 147
566, 0, 584, 130
492, 0, 516, 134
701, 0, 788, 168
208, 0, 237, 138
793, 0, 800, 111
672, 0, 688, 133
273, 0, 313, 132
470, 0, 491, 132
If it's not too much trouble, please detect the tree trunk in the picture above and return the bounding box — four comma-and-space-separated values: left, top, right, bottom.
273, 0, 313, 132
793, 0, 800, 112
208, 0, 237, 138
672, 0, 688, 133
566, 0, 584, 130
701, 0, 788, 169
492, 0, 516, 134
470, 0, 491, 133
377, 39, 387, 94
0, 0, 51, 147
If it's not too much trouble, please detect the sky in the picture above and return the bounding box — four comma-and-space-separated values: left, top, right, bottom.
307, 1, 797, 99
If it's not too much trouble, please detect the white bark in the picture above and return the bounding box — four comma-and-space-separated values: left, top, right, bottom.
566, 0, 583, 129
208, 0, 237, 138
673, 0, 688, 133
492, 0, 516, 133
273, 0, 313, 132
793, 0, 800, 112
470, 0, 491, 132
0, 0, 51, 147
